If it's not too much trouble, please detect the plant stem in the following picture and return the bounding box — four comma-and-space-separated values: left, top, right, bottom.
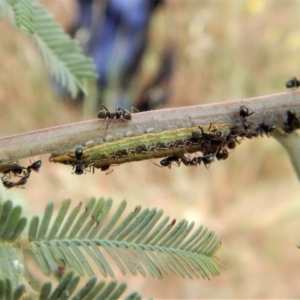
0, 90, 299, 164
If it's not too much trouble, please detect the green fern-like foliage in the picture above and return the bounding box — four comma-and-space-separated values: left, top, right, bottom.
0, 0, 97, 98
38, 273, 142, 300
0, 273, 142, 300
26, 197, 223, 280
0, 0, 14, 23
0, 278, 26, 300
0, 197, 223, 298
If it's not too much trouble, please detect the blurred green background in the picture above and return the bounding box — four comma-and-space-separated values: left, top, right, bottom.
1, 0, 300, 298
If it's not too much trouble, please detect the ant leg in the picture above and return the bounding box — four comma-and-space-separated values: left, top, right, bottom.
100, 104, 109, 111
197, 126, 205, 135
131, 107, 139, 113
152, 162, 163, 168
208, 122, 213, 131
106, 168, 114, 175
97, 105, 110, 129
105, 119, 113, 131
151, 160, 167, 168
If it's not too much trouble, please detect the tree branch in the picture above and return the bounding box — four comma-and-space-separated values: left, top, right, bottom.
0, 90, 299, 165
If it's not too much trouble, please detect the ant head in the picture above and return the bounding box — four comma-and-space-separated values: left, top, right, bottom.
265, 124, 276, 132
121, 109, 132, 120
287, 109, 296, 119
30, 160, 42, 172
239, 105, 250, 118
202, 154, 215, 169
286, 77, 299, 89
123, 114, 131, 120
160, 158, 169, 167
75, 147, 83, 159
203, 154, 215, 163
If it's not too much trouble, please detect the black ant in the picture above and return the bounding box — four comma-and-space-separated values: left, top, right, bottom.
158, 156, 181, 169
1, 171, 30, 189
191, 124, 225, 142
255, 123, 276, 137
239, 105, 254, 130
97, 105, 132, 120
0, 159, 42, 189
69, 147, 88, 175
27, 160, 42, 173
283, 109, 300, 133
97, 105, 137, 130
286, 77, 300, 89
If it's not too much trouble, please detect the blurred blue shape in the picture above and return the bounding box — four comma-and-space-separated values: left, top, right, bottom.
60, 0, 172, 111
88, 0, 163, 108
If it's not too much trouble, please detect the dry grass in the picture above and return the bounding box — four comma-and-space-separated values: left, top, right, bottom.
1, 0, 300, 298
